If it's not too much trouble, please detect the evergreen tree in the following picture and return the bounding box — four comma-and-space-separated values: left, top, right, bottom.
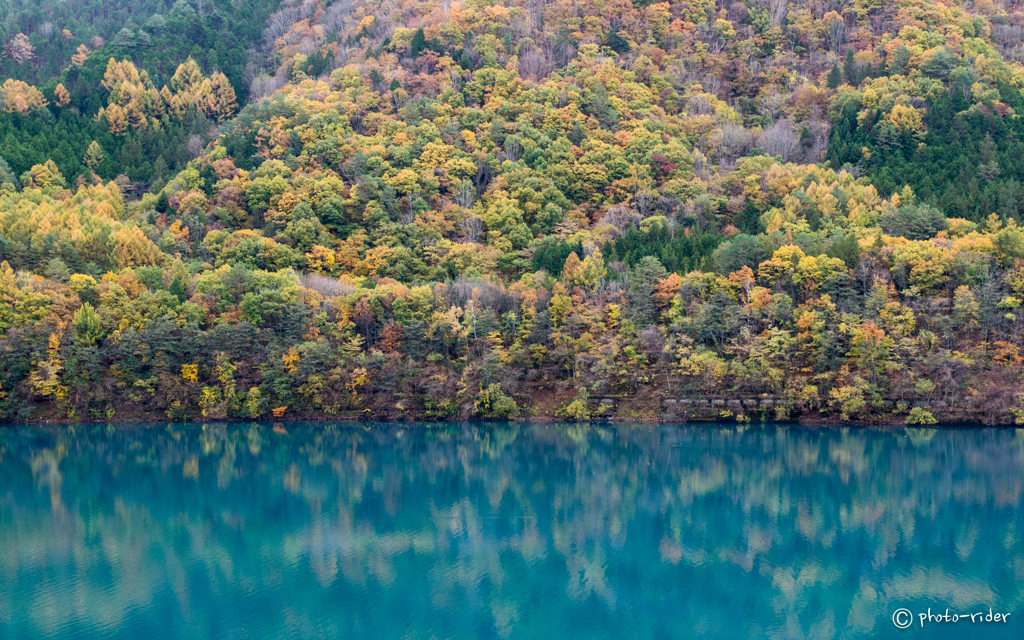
843, 49, 856, 85
83, 141, 103, 172
827, 64, 842, 89
411, 28, 426, 57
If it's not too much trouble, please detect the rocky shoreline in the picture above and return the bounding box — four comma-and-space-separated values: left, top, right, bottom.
7, 394, 1018, 426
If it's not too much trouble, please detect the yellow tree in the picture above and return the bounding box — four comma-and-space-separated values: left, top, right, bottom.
53, 83, 70, 107
125, 99, 147, 129
105, 103, 127, 134
561, 251, 582, 283
170, 57, 204, 99
207, 72, 238, 122
71, 44, 89, 66
1, 79, 47, 112
113, 226, 163, 268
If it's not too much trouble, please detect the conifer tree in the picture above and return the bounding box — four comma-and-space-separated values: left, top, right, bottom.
411, 28, 426, 57
105, 104, 127, 135
170, 58, 204, 97
208, 72, 238, 121
827, 65, 842, 89
71, 44, 89, 66
83, 141, 104, 172
53, 83, 70, 106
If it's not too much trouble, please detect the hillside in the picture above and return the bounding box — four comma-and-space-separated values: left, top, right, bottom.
2, 0, 1024, 424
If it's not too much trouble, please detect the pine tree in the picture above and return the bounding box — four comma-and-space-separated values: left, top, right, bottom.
71, 44, 89, 66
125, 99, 147, 129
208, 72, 238, 122
73, 302, 103, 344
169, 275, 187, 302
561, 251, 582, 283
170, 57, 204, 96
148, 87, 166, 116
411, 28, 426, 57
827, 64, 842, 89
0, 156, 17, 191
7, 33, 34, 64
843, 48, 856, 85
54, 83, 71, 107
106, 104, 127, 135
83, 141, 104, 173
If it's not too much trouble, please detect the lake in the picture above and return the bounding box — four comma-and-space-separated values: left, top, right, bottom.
0, 422, 1020, 639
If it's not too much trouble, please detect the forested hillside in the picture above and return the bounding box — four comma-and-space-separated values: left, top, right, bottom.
3, 0, 1024, 424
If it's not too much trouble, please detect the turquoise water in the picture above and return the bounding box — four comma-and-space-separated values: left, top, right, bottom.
0, 422, 1021, 639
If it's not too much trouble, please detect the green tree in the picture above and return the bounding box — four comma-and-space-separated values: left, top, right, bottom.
83, 141, 104, 173
627, 256, 668, 327
827, 64, 842, 89
73, 302, 103, 344
411, 28, 426, 57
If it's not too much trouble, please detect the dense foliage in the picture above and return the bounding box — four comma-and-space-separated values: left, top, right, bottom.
3, 0, 1024, 423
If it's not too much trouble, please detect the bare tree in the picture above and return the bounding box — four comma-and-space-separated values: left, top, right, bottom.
717, 124, 753, 163
600, 205, 640, 235
635, 186, 655, 218
504, 136, 523, 162
187, 135, 206, 158
299, 274, 356, 297
825, 15, 847, 54
455, 180, 475, 209
461, 216, 484, 243
687, 94, 715, 116
768, 0, 788, 28
249, 73, 287, 100
519, 46, 553, 80
756, 119, 800, 162
758, 87, 787, 121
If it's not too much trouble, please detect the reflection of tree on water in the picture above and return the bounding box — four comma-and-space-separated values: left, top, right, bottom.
0, 423, 1021, 639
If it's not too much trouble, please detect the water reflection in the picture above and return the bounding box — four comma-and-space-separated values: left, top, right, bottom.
0, 423, 1021, 639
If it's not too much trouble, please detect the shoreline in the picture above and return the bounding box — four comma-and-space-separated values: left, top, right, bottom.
4, 412, 1016, 428
5, 392, 1018, 427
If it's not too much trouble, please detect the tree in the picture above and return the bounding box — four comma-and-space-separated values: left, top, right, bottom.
170, 57, 205, 96
53, 83, 71, 107
577, 249, 608, 289
561, 251, 582, 283
847, 321, 893, 382
7, 34, 34, 64
756, 119, 799, 161
880, 204, 947, 240
0, 157, 16, 192
45, 258, 71, 283
827, 64, 842, 89
842, 48, 855, 84
105, 104, 127, 135
627, 256, 668, 326
475, 383, 520, 418
21, 160, 66, 190
411, 28, 426, 57
84, 141, 104, 172
1, 79, 47, 112
72, 44, 90, 66
73, 302, 103, 344
207, 72, 238, 122
113, 226, 163, 268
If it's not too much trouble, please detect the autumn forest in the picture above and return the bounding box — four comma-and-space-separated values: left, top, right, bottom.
2, 0, 1024, 424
